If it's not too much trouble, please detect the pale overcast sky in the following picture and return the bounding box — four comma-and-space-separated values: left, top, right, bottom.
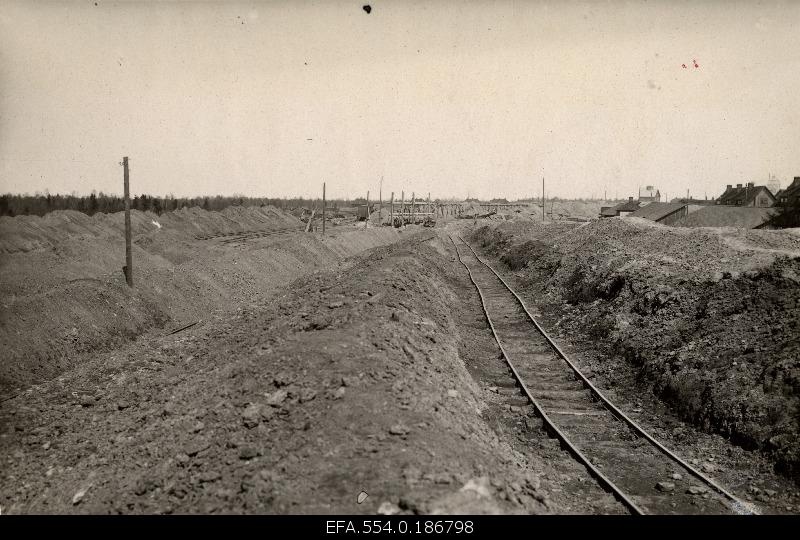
1, 0, 798, 200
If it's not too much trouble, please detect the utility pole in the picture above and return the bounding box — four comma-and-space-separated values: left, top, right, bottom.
401, 191, 405, 226
123, 156, 132, 287
389, 192, 394, 227
379, 176, 383, 225
365, 190, 370, 229
322, 182, 326, 235
427, 192, 431, 219
542, 177, 545, 222
411, 192, 415, 225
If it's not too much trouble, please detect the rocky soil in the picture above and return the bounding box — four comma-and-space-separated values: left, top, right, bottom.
4, 210, 799, 515
1, 229, 596, 515
469, 218, 800, 483
0, 207, 399, 393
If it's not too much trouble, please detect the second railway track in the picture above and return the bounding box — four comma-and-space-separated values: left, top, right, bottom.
450, 233, 754, 515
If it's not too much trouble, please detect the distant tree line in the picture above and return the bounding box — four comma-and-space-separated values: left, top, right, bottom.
0, 193, 363, 217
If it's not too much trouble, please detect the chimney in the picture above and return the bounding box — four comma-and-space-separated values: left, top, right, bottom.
747, 182, 754, 188
726, 184, 732, 190
736, 184, 742, 188
628, 196, 633, 201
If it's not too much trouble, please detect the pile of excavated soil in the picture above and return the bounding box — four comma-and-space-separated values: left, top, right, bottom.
0, 233, 554, 514
470, 218, 800, 481
0, 207, 400, 393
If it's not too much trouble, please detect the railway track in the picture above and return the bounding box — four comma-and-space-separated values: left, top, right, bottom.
450, 234, 755, 515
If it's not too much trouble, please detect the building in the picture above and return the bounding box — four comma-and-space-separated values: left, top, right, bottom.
599, 197, 641, 218
716, 182, 775, 207
638, 185, 661, 204
626, 202, 690, 226
775, 177, 800, 207
674, 206, 776, 229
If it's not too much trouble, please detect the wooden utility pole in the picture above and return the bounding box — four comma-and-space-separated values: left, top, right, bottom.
542, 177, 545, 222
365, 190, 370, 229
411, 192, 415, 225
123, 156, 132, 287
322, 182, 326, 235
389, 192, 394, 227
400, 191, 405, 226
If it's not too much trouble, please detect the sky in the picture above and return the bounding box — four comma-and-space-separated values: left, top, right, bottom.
1, 0, 799, 201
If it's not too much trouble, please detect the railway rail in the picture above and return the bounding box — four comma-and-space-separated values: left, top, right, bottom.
450, 234, 755, 515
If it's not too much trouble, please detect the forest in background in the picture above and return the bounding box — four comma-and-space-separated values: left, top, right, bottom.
0, 192, 615, 218
0, 192, 368, 217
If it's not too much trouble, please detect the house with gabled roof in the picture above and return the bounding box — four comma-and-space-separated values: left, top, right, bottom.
716, 182, 775, 207
775, 177, 800, 207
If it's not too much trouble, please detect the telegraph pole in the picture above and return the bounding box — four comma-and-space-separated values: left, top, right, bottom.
365, 190, 370, 229
123, 157, 132, 287
542, 177, 545, 222
322, 182, 326, 235
389, 192, 394, 227
401, 191, 405, 226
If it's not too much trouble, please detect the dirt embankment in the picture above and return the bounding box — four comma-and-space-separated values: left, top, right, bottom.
0, 207, 400, 394
470, 219, 800, 481
0, 232, 552, 514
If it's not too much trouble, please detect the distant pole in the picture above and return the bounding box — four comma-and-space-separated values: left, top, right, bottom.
411, 192, 415, 224
401, 191, 405, 226
322, 182, 326, 235
379, 176, 383, 224
542, 177, 545, 222
123, 156, 132, 287
365, 190, 370, 229
389, 191, 394, 227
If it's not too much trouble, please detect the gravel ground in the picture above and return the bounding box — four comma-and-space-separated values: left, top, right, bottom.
1, 228, 580, 514
468, 218, 800, 495
0, 207, 400, 393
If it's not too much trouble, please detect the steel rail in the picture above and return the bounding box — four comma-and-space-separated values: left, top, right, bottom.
455, 234, 754, 515
448, 235, 645, 515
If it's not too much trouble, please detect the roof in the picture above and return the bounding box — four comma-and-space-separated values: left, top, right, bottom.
717, 185, 775, 206
674, 206, 776, 229
776, 177, 800, 202
615, 199, 642, 213
627, 202, 687, 221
